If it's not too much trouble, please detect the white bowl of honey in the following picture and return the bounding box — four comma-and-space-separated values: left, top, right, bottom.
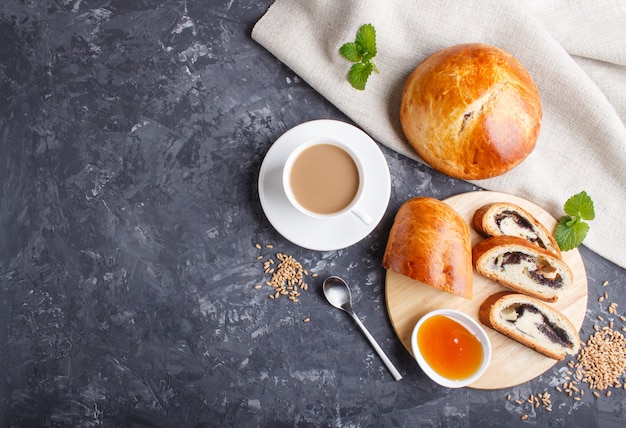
411, 309, 491, 388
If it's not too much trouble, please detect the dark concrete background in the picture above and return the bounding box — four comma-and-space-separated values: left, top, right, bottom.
1, 1, 624, 426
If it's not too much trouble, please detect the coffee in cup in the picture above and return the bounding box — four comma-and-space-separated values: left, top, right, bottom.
283, 140, 372, 224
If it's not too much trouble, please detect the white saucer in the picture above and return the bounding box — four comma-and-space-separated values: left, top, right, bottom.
258, 120, 391, 251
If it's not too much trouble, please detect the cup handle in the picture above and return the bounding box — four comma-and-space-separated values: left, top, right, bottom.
351, 206, 373, 225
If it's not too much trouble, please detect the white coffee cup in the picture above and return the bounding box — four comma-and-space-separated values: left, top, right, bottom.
282, 139, 372, 225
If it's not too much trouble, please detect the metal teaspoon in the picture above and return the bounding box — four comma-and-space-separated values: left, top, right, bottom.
322, 276, 403, 381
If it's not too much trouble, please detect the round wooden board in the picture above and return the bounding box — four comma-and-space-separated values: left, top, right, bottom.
385, 191, 588, 390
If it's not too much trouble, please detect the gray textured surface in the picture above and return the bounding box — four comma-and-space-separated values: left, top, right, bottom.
1, 1, 625, 427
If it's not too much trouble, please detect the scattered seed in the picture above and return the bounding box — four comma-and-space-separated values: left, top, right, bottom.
576, 327, 626, 391
303, 317, 310, 323
602, 280, 609, 286
521, 415, 528, 420
606, 391, 612, 397
255, 243, 261, 249
255, 248, 314, 303
514, 399, 522, 405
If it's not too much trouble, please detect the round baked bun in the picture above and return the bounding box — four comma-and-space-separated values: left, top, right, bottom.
400, 43, 542, 180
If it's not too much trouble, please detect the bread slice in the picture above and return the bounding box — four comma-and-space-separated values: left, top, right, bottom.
479, 291, 580, 360
383, 197, 473, 299
472, 202, 561, 257
472, 236, 573, 302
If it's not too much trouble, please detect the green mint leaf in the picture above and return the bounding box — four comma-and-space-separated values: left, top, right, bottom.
555, 215, 589, 251
354, 23, 377, 62
339, 42, 361, 63
348, 62, 374, 90
554, 190, 595, 251
339, 24, 379, 90
563, 190, 595, 221
371, 61, 380, 74
565, 215, 580, 228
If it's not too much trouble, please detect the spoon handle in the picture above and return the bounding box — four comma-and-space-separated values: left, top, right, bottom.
350, 313, 403, 381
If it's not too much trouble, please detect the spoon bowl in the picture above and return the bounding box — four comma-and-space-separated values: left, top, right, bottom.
322, 276, 354, 312
322, 276, 403, 381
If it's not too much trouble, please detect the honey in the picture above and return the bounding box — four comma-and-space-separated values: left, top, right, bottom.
417, 314, 484, 380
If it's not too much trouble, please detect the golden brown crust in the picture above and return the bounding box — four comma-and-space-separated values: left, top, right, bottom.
472, 236, 558, 269
472, 236, 573, 302
478, 291, 580, 360
477, 291, 509, 329
471, 203, 496, 237
472, 202, 561, 257
382, 197, 473, 299
400, 43, 542, 180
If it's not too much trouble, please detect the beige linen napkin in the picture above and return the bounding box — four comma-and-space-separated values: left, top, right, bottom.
252, 0, 626, 269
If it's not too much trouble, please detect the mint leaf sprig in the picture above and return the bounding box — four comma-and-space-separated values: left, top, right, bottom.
339, 23, 379, 90
554, 191, 595, 251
